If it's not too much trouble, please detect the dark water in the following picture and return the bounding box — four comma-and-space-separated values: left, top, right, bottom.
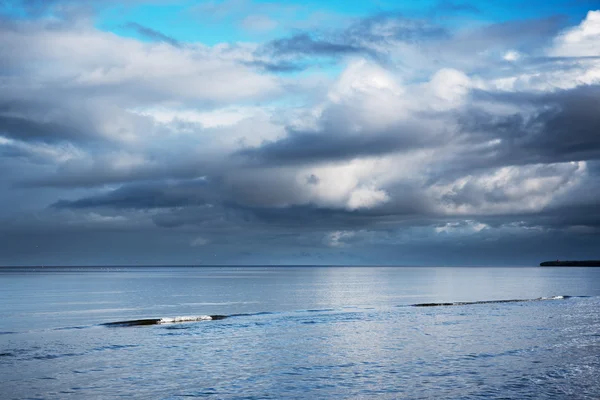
1, 266, 599, 399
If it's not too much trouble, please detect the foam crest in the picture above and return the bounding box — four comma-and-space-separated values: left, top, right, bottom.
104, 314, 228, 327
159, 315, 213, 324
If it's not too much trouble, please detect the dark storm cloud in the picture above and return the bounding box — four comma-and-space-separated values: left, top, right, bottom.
239, 194, 432, 230
467, 183, 600, 232
46, 172, 431, 232
237, 100, 441, 166
51, 179, 213, 210
0, 98, 128, 148
405, 83, 600, 185
513, 85, 600, 161
49, 181, 351, 231
19, 150, 219, 189
531, 204, 600, 230
0, 146, 21, 158
0, 114, 86, 143
124, 22, 181, 47
460, 84, 600, 166
237, 126, 429, 165
148, 200, 425, 231
146, 201, 389, 232
239, 205, 367, 229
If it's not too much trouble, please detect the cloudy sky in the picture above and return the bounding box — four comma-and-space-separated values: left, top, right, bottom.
1, 0, 599, 266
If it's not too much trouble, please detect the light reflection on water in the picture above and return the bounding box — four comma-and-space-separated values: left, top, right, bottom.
1, 266, 599, 399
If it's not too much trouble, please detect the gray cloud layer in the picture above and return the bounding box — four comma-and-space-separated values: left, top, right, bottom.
1, 3, 599, 265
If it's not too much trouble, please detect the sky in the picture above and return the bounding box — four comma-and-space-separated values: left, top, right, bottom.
0, 0, 600, 266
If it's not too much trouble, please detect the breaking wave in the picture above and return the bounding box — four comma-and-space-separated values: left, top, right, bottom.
412, 295, 573, 307
103, 315, 228, 327
103, 296, 582, 326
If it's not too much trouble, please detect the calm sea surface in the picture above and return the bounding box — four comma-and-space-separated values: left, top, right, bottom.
1, 266, 599, 399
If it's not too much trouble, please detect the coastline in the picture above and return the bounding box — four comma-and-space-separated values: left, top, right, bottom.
540, 260, 600, 267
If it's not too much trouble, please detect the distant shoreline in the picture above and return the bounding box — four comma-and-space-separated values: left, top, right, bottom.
540, 260, 600, 267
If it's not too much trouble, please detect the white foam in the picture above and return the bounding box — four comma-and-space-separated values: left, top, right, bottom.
541, 296, 564, 300
158, 315, 213, 324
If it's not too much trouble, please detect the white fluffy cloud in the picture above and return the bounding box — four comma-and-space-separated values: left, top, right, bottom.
429, 162, 587, 215
550, 10, 600, 57
0, 21, 280, 105
486, 11, 600, 92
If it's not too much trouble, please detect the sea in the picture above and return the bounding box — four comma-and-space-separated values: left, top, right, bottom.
1, 266, 599, 399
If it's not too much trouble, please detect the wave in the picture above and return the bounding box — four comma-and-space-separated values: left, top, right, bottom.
102, 296, 586, 326
411, 295, 574, 307
103, 315, 228, 327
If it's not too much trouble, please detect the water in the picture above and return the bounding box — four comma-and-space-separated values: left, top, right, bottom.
1, 266, 599, 399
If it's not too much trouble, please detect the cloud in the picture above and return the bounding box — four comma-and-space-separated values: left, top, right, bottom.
550, 10, 600, 57
2, 6, 600, 265
244, 60, 306, 73
503, 50, 521, 61
237, 126, 428, 165
346, 187, 390, 210
429, 162, 586, 215
266, 33, 367, 57
0, 114, 86, 143
459, 85, 600, 165
325, 230, 355, 247
261, 12, 447, 65
0, 13, 283, 186
0, 18, 280, 109
238, 59, 442, 165
435, 220, 487, 234
52, 179, 212, 210
124, 22, 181, 47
